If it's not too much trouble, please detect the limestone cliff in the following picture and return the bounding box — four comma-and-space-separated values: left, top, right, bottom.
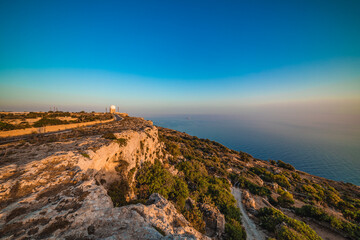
0, 117, 208, 239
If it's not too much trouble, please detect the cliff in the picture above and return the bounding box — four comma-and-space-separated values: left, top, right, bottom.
0, 117, 208, 239
0, 116, 359, 240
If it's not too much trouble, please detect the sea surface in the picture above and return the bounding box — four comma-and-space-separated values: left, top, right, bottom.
146, 114, 360, 186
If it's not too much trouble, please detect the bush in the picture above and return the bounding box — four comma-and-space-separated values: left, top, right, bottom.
277, 160, 295, 171
277, 224, 304, 240
0, 121, 16, 131
291, 172, 301, 182
231, 174, 271, 197
33, 117, 66, 127
117, 138, 127, 147
277, 188, 295, 207
135, 160, 189, 205
157, 128, 246, 236
183, 205, 205, 233
165, 142, 181, 157
224, 218, 246, 240
301, 183, 330, 202
107, 179, 130, 207
295, 205, 360, 239
250, 167, 291, 189
258, 207, 321, 240
80, 152, 90, 159
103, 132, 117, 140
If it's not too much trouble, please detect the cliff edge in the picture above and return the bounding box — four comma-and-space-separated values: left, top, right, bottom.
0, 117, 208, 239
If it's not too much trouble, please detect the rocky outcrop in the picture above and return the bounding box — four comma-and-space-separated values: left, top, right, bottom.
0, 118, 208, 240
242, 190, 256, 209
77, 125, 163, 187
199, 203, 225, 238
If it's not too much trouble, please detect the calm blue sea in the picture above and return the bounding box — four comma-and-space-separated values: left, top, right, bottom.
146, 114, 360, 186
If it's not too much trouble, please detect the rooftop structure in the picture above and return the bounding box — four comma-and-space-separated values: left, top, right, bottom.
110, 105, 116, 114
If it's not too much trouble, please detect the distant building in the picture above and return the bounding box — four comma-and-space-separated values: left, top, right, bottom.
110, 105, 116, 114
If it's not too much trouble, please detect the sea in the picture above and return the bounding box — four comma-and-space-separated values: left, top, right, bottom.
145, 114, 360, 186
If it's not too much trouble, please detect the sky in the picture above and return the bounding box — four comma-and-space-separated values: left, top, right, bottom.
0, 0, 359, 119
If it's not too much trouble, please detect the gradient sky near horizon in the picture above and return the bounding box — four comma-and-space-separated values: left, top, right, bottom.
0, 0, 360, 118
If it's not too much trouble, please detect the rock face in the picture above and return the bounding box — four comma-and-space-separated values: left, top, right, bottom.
0, 118, 208, 240
78, 125, 163, 187
199, 203, 225, 239
242, 190, 256, 209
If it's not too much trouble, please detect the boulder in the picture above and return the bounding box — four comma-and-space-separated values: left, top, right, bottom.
242, 190, 256, 209
199, 203, 225, 238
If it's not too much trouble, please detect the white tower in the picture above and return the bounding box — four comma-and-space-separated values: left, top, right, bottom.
110, 105, 116, 114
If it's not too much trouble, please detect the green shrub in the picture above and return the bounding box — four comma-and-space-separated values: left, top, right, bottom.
183, 205, 205, 233
231, 174, 271, 197
269, 160, 276, 165
343, 209, 360, 224
277, 224, 304, 240
165, 142, 181, 157
258, 207, 321, 240
80, 152, 90, 158
0, 121, 16, 131
157, 128, 246, 236
326, 190, 341, 207
291, 172, 301, 182
277, 160, 295, 171
103, 132, 117, 140
224, 218, 246, 240
117, 138, 127, 147
301, 184, 325, 202
33, 117, 66, 127
277, 188, 295, 207
135, 160, 189, 204
250, 167, 291, 188
107, 179, 130, 207
295, 205, 360, 239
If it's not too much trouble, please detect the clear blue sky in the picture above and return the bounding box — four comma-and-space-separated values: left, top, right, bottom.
0, 0, 359, 114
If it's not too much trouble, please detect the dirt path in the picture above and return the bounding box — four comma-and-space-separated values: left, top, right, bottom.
231, 187, 266, 240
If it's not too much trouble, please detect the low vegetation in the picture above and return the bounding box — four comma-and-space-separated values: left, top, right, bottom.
277, 187, 295, 207
249, 167, 291, 189
295, 205, 360, 239
102, 124, 359, 240
229, 174, 271, 197
102, 132, 117, 140
33, 118, 66, 127
116, 138, 127, 147
156, 128, 246, 239
277, 160, 295, 171
258, 207, 322, 240
0, 111, 113, 130
0, 121, 31, 131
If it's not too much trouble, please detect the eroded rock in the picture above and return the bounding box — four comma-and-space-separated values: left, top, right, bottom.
199, 203, 225, 238
0, 118, 207, 240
